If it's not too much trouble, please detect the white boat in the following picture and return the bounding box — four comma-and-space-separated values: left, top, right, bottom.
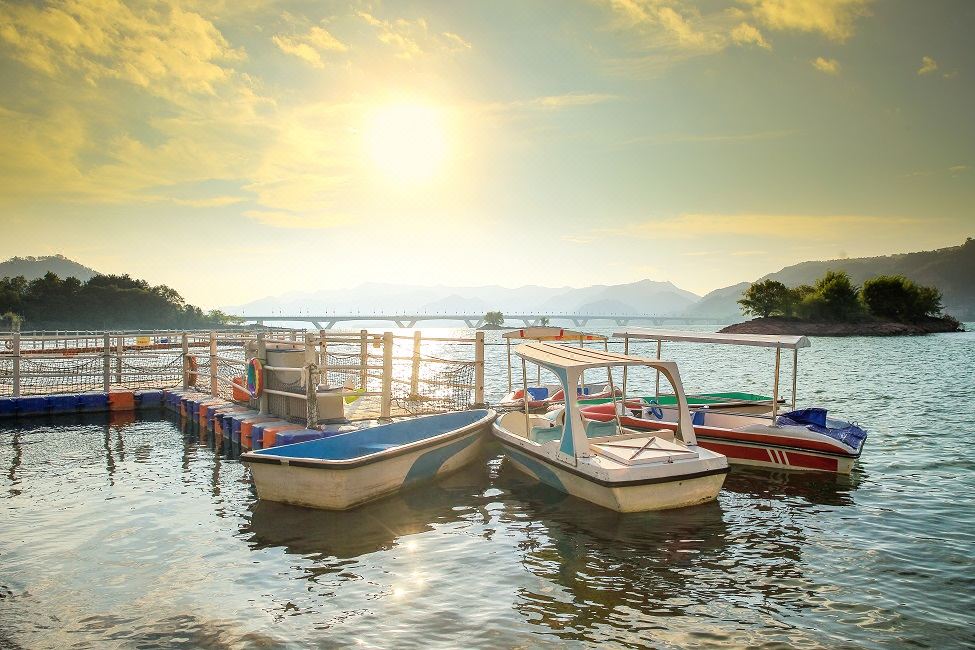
240, 409, 495, 510
492, 342, 729, 512
588, 329, 868, 474
497, 327, 616, 409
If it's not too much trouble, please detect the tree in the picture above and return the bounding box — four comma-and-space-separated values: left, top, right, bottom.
862, 275, 943, 322
814, 270, 863, 321
738, 280, 791, 318
484, 310, 505, 326
539, 316, 550, 326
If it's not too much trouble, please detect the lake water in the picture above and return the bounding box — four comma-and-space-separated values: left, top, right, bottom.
2, 328, 974, 648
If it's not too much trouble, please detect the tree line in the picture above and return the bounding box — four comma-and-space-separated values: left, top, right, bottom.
0, 272, 237, 330
738, 271, 948, 323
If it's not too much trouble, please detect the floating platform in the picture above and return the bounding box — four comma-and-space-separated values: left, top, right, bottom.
0, 389, 165, 419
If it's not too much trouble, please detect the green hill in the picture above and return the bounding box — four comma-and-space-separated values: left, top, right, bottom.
684, 238, 975, 320
0, 255, 99, 281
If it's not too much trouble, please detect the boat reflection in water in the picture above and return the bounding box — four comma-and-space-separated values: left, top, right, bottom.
722, 465, 863, 507
493, 459, 862, 647
242, 462, 489, 559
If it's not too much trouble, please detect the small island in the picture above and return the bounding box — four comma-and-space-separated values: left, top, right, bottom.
721, 271, 964, 337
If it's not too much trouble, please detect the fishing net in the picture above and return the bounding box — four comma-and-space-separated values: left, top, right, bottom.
390, 356, 476, 416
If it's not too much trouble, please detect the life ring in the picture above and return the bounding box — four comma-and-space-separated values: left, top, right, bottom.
185, 354, 198, 387
246, 357, 264, 398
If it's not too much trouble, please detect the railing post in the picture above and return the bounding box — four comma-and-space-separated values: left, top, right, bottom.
359, 329, 368, 391
380, 331, 393, 420
103, 332, 111, 392
475, 330, 485, 406
209, 331, 218, 397
12, 331, 20, 397
181, 332, 189, 389
319, 329, 328, 384
410, 330, 422, 397
305, 333, 319, 428
115, 334, 124, 385
257, 332, 268, 415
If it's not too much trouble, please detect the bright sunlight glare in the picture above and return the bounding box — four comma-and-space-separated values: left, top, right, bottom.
365, 103, 447, 184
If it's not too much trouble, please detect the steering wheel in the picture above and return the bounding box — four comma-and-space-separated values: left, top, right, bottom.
645, 398, 663, 419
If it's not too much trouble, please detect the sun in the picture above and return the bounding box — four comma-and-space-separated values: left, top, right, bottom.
365, 103, 447, 184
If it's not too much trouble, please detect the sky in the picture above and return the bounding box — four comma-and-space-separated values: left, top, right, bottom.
1, 0, 972, 308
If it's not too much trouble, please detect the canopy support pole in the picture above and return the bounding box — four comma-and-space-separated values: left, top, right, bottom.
654, 339, 662, 398
621, 336, 629, 406
506, 338, 512, 392
521, 356, 530, 437
772, 346, 781, 424
791, 348, 798, 410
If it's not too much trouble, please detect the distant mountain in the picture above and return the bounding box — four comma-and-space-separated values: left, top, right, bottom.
225, 279, 701, 318
541, 280, 698, 315
0, 255, 99, 281
682, 282, 751, 320
682, 238, 975, 320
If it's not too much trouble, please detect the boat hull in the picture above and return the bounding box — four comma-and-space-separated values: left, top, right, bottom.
245, 411, 493, 510
493, 425, 727, 513
579, 405, 862, 475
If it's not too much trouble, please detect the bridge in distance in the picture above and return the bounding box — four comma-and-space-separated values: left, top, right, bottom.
239, 313, 725, 329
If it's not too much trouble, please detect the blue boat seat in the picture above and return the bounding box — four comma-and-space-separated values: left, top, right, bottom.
530, 425, 562, 444
585, 420, 619, 438
526, 387, 549, 400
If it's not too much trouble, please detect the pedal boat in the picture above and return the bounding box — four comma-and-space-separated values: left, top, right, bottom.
241, 409, 495, 510
492, 342, 729, 513
497, 327, 616, 409
597, 329, 868, 473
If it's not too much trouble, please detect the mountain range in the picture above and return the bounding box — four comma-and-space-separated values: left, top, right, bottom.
0, 255, 99, 282
3, 238, 972, 321
221, 279, 701, 317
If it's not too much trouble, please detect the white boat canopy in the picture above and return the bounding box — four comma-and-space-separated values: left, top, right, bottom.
613, 328, 808, 417
504, 327, 608, 392
612, 328, 810, 349
503, 326, 607, 341
514, 342, 698, 460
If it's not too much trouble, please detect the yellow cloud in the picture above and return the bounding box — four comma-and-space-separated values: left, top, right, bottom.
917, 55, 938, 75
273, 26, 347, 69
730, 22, 771, 49
356, 11, 470, 60
623, 214, 926, 240
742, 0, 871, 42
0, 0, 244, 104
812, 56, 840, 74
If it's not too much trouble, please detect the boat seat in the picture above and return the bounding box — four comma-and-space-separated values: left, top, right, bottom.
585, 419, 619, 438
530, 425, 563, 444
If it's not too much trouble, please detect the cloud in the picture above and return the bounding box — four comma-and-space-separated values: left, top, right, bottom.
0, 0, 244, 105
917, 55, 938, 75
812, 56, 840, 74
741, 0, 871, 42
730, 22, 771, 49
609, 213, 928, 240
172, 196, 246, 208
519, 93, 619, 109
599, 0, 869, 73
643, 129, 796, 143
356, 11, 470, 60
273, 25, 347, 69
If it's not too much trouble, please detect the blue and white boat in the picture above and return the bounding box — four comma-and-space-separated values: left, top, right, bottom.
241, 409, 495, 510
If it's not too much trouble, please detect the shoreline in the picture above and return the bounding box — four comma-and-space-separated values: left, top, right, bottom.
719, 316, 964, 337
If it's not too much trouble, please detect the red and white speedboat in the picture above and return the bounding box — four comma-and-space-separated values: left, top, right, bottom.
587, 329, 868, 474
579, 400, 865, 473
